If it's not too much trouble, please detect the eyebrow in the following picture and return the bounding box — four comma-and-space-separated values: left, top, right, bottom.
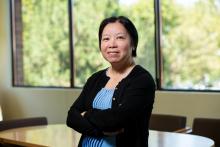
102, 32, 127, 37
116, 33, 126, 36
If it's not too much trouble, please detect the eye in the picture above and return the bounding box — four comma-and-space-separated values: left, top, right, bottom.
102, 37, 110, 41
117, 36, 125, 40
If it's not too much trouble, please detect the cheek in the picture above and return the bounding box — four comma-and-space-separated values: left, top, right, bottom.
100, 44, 106, 54
121, 45, 132, 57
100, 42, 108, 52
100, 42, 105, 49
121, 43, 131, 52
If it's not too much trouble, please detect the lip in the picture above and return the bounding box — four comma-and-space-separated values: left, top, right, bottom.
107, 51, 119, 54
107, 52, 119, 57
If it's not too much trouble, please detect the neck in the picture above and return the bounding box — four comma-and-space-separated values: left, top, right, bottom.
105, 60, 135, 89
109, 60, 135, 75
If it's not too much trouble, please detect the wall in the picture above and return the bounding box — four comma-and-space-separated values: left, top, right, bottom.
154, 91, 220, 126
0, 0, 220, 126
0, 0, 6, 121
0, 0, 80, 123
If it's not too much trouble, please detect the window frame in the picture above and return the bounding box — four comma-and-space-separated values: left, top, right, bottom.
10, 0, 220, 92
156, 0, 220, 92
10, 0, 74, 88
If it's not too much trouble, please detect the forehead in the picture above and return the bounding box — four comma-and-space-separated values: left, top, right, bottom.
102, 22, 128, 35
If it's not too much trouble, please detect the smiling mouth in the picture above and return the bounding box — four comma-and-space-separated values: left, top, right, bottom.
108, 52, 119, 57
108, 51, 119, 54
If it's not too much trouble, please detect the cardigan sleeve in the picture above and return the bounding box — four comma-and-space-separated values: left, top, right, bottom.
84, 73, 155, 132
66, 76, 103, 137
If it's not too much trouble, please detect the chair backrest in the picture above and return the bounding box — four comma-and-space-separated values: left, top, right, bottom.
149, 114, 187, 132
192, 118, 220, 147
0, 117, 48, 131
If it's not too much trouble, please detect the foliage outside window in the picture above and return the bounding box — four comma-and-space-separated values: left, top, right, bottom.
73, 0, 155, 87
11, 0, 71, 87
161, 0, 220, 91
11, 0, 155, 88
11, 0, 220, 91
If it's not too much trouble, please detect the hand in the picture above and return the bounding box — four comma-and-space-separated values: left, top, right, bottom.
103, 128, 124, 136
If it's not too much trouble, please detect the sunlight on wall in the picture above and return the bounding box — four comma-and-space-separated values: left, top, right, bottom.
0, 106, 3, 121
0, 1, 4, 41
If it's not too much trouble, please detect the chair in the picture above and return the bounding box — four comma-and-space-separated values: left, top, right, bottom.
149, 114, 188, 132
0, 116, 48, 131
191, 118, 220, 147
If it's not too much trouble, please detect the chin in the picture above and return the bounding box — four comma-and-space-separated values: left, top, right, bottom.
108, 57, 120, 61
106, 58, 120, 63
109, 60, 121, 65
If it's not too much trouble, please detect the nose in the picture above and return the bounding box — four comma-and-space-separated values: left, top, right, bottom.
109, 38, 117, 48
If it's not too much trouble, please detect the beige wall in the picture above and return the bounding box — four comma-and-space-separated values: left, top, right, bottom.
0, 0, 81, 124
0, 0, 220, 126
154, 91, 220, 126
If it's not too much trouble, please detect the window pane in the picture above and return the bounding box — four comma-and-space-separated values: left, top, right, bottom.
161, 0, 220, 90
12, 0, 71, 87
73, 0, 155, 87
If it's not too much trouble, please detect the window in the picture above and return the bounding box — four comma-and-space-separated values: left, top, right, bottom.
11, 0, 220, 91
11, 0, 72, 87
73, 0, 155, 87
11, 0, 155, 88
159, 0, 220, 91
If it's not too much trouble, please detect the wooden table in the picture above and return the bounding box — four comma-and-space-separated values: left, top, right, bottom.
0, 124, 215, 147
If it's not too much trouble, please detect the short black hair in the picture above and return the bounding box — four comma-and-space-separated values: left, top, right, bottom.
98, 16, 138, 57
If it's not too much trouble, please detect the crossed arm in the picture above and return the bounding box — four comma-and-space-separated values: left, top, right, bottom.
80, 111, 124, 136
66, 75, 155, 137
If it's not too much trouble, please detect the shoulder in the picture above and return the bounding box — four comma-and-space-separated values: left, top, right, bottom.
128, 65, 156, 89
85, 68, 108, 84
131, 65, 154, 81
88, 68, 107, 79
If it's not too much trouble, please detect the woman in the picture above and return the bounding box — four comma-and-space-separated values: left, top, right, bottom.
67, 16, 155, 147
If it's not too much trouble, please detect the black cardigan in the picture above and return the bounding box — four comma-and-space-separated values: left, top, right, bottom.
66, 65, 155, 147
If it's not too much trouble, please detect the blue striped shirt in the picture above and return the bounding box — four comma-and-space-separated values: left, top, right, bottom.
82, 88, 116, 147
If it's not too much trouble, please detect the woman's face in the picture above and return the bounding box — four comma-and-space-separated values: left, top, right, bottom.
100, 22, 133, 65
